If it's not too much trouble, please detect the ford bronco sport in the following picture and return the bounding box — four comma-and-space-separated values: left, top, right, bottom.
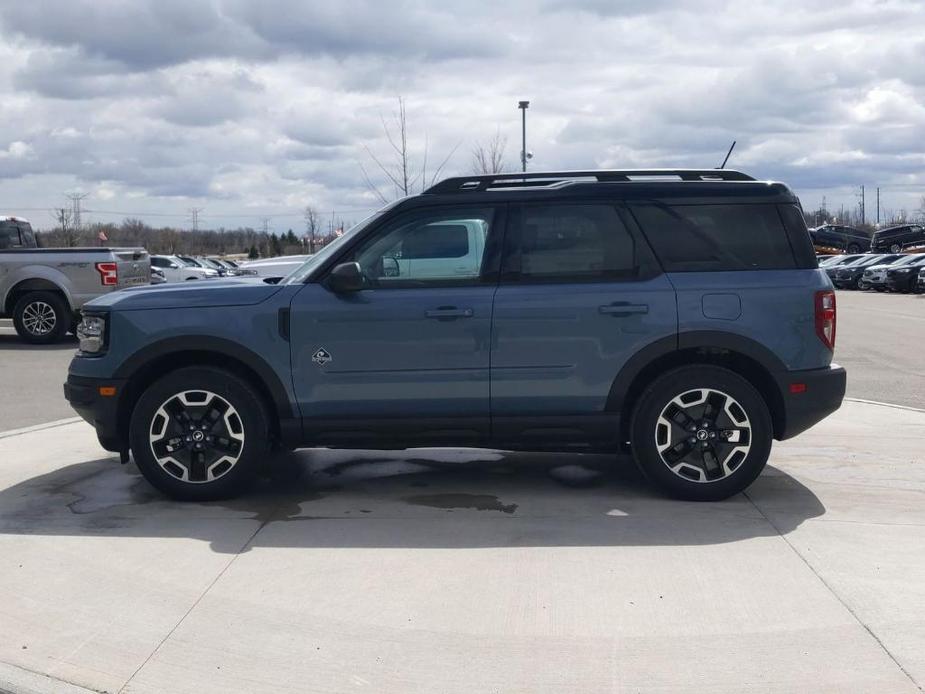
64, 169, 846, 502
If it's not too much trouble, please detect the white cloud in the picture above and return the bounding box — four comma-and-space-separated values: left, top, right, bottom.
0, 0, 923, 227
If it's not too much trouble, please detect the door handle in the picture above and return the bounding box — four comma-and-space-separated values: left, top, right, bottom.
425, 307, 474, 319
599, 303, 649, 317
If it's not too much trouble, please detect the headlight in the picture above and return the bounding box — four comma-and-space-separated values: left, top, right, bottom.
76, 314, 107, 354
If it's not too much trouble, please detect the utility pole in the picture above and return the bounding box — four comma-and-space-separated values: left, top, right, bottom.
518, 100, 530, 173
857, 185, 865, 226
66, 192, 89, 235
188, 207, 204, 232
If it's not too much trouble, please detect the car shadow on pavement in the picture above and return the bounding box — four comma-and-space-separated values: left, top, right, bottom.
0, 334, 78, 351
0, 449, 825, 555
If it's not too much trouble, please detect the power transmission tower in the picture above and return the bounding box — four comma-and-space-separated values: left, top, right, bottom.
188, 207, 204, 232
876, 187, 880, 225
66, 192, 89, 234
857, 185, 865, 226
261, 217, 271, 235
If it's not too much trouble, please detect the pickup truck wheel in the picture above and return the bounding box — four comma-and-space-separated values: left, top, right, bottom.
846, 243, 861, 253
630, 365, 772, 501
12, 291, 70, 344
129, 366, 270, 501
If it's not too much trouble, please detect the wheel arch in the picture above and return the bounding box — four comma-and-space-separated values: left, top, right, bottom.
114, 337, 296, 449
4, 277, 70, 315
608, 332, 787, 444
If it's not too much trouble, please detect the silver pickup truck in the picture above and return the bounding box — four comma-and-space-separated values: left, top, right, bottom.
0, 217, 150, 343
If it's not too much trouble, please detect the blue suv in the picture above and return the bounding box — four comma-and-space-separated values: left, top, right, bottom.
64, 170, 846, 502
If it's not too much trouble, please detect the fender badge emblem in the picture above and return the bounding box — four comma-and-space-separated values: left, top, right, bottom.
312, 348, 332, 366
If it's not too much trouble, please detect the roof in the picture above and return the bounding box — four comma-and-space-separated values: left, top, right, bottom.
424, 169, 755, 194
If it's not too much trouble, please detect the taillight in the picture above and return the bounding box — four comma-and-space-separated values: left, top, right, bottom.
95, 262, 118, 286
815, 290, 836, 351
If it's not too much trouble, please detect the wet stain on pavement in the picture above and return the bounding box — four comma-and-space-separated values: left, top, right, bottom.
404, 493, 518, 514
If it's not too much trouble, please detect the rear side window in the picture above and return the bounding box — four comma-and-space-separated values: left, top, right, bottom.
630, 203, 798, 272
504, 203, 650, 282
0, 223, 22, 249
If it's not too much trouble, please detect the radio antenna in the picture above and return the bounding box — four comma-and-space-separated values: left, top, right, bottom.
719, 140, 736, 169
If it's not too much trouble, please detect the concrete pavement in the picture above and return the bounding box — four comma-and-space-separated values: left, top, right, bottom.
0, 400, 922, 693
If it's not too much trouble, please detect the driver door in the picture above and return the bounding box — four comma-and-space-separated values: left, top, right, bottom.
289, 205, 502, 447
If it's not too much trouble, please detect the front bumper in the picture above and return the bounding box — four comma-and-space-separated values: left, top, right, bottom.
774, 364, 846, 440
64, 375, 128, 452
885, 274, 917, 291
833, 273, 861, 288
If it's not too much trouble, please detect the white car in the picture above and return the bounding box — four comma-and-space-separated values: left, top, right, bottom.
238, 254, 312, 278
150, 255, 220, 282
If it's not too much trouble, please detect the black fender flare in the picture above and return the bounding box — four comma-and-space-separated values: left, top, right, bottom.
113, 335, 294, 419
606, 330, 787, 413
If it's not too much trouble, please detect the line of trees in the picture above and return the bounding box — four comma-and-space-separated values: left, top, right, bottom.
36, 217, 349, 258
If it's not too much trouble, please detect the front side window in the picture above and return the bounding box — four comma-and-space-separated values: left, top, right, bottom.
349, 207, 494, 286
631, 203, 796, 272
504, 204, 642, 282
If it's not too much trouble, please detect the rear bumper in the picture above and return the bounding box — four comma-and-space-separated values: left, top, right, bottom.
63, 375, 128, 452
774, 364, 846, 440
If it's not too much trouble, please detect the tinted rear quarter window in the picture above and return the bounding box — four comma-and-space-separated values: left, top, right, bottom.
630, 203, 798, 272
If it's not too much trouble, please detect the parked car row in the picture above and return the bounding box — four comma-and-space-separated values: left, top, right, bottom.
149, 255, 249, 282
819, 252, 925, 292
810, 222, 925, 254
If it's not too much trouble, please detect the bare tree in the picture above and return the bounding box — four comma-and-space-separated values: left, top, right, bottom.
361, 96, 459, 203
304, 205, 319, 253
51, 207, 80, 247
470, 130, 508, 174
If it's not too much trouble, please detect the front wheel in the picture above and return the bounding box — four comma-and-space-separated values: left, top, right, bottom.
846, 243, 861, 254
890, 243, 902, 253
129, 366, 271, 500
630, 365, 772, 501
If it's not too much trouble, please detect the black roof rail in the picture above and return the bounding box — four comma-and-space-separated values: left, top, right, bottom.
424, 169, 756, 194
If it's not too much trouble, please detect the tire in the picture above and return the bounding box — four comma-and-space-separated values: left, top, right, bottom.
857, 280, 870, 291
890, 243, 901, 253
129, 366, 271, 501
846, 243, 861, 254
629, 365, 773, 501
12, 291, 70, 344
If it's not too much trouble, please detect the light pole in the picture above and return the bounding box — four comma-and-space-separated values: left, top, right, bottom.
518, 100, 530, 172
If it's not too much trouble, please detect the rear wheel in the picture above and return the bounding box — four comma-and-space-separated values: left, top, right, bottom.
846, 243, 861, 254
12, 291, 70, 344
129, 366, 271, 500
630, 365, 772, 501
890, 243, 902, 253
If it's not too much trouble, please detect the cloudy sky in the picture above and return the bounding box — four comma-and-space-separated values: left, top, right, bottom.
0, 0, 923, 231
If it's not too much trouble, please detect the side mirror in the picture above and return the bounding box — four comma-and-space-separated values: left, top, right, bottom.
326, 262, 365, 293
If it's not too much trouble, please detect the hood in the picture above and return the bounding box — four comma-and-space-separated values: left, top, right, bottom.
83, 276, 285, 311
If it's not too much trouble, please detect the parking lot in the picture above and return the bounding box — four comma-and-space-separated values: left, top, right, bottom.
1, 292, 924, 693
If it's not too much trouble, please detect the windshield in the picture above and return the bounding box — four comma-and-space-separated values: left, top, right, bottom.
844, 255, 883, 268
892, 255, 925, 266
282, 208, 390, 284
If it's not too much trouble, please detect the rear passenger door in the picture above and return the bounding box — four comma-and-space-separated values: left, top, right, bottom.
490, 202, 677, 448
